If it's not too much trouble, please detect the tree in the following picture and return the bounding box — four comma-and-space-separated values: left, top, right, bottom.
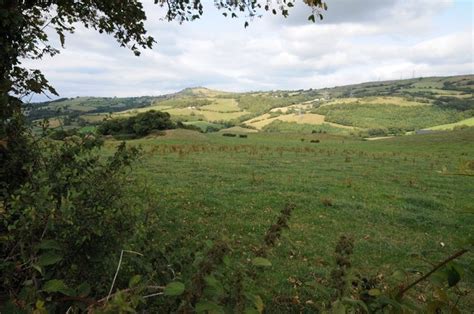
0, 0, 326, 198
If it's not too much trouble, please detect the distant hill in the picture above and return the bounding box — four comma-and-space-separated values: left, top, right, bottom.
26, 75, 474, 136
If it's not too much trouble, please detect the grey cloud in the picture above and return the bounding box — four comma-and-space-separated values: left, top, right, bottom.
26, 0, 472, 102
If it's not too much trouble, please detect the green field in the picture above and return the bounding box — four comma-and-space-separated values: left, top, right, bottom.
426, 117, 474, 130
104, 128, 474, 311
314, 103, 468, 131
17, 76, 474, 311
29, 75, 473, 139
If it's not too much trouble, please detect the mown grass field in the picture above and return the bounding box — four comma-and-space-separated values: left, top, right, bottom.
105, 128, 474, 311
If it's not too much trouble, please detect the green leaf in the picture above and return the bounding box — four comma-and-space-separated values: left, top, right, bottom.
42, 279, 72, 295
204, 275, 224, 297
253, 295, 264, 313
391, 269, 406, 281
164, 281, 185, 296
449, 261, 465, 277
195, 300, 224, 313
447, 266, 460, 287
76, 282, 91, 297
38, 252, 62, 266
368, 288, 381, 296
331, 300, 346, 314
32, 264, 43, 275
308, 14, 315, 23
223, 255, 231, 267
37, 240, 61, 251
252, 257, 272, 267
129, 275, 141, 288
376, 296, 402, 310
342, 297, 369, 313
430, 270, 448, 286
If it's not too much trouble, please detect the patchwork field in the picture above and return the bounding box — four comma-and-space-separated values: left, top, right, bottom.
29, 75, 473, 139
321, 96, 429, 107
243, 113, 355, 131
108, 127, 474, 312
20, 75, 474, 312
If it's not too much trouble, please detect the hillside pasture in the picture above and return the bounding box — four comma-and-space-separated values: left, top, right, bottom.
219, 126, 259, 133
199, 98, 241, 112
270, 104, 314, 113
314, 103, 468, 131
182, 120, 225, 132
426, 117, 474, 130
262, 120, 351, 134
244, 113, 356, 130
321, 96, 429, 107
120, 128, 474, 312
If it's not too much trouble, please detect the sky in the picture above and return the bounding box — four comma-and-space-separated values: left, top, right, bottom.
25, 0, 474, 101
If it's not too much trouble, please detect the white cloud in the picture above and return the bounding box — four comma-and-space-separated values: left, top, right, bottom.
24, 0, 473, 101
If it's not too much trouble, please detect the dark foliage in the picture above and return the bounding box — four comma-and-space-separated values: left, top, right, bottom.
433, 96, 474, 111
97, 110, 175, 138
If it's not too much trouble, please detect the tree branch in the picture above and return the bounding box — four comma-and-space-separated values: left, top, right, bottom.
397, 249, 468, 299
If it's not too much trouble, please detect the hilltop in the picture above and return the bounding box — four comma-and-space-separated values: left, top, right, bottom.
26, 75, 474, 136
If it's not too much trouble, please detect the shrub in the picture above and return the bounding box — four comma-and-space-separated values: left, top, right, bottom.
368, 128, 388, 137
0, 136, 141, 312
222, 133, 236, 137
97, 110, 175, 138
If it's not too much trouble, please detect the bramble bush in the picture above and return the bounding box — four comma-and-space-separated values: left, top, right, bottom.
0, 131, 142, 312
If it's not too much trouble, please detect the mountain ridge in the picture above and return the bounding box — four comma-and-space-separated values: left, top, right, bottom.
26, 74, 474, 135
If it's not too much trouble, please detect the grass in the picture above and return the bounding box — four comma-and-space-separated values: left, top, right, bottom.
29, 75, 473, 139
322, 96, 429, 107
182, 120, 225, 132
426, 117, 474, 130
166, 107, 249, 121
243, 113, 353, 131
262, 120, 351, 135
200, 98, 241, 112
115, 98, 250, 122
314, 103, 467, 130
112, 127, 474, 311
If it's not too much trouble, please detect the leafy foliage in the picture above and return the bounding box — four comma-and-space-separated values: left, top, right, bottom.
97, 110, 175, 138
0, 136, 141, 312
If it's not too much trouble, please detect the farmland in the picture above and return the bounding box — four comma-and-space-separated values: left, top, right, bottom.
99, 127, 474, 311
21, 75, 474, 311
27, 75, 473, 138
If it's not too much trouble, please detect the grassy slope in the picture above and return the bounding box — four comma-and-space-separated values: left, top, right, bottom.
426, 117, 474, 130
111, 127, 474, 311
314, 103, 467, 130
29, 75, 473, 134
